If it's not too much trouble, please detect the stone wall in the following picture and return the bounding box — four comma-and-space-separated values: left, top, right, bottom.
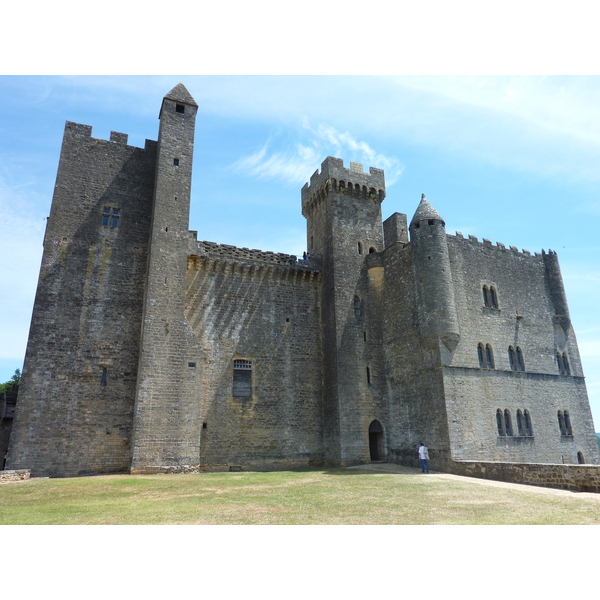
450, 460, 600, 493
186, 246, 324, 469
0, 469, 31, 483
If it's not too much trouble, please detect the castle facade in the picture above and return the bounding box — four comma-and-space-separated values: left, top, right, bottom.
6, 84, 599, 477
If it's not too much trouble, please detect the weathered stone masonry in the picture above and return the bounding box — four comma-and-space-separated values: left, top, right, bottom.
6, 83, 599, 487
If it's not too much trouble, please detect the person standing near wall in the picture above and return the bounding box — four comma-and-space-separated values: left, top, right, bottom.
418, 443, 429, 473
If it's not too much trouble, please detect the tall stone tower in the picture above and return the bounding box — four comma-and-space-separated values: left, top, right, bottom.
6, 121, 158, 477
301, 158, 387, 465
130, 84, 204, 473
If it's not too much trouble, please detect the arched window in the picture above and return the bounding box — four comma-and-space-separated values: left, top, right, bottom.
516, 410, 525, 436
477, 344, 485, 368
485, 344, 494, 369
524, 410, 533, 436
516, 347, 525, 371
564, 410, 573, 435
369, 247, 376, 254
489, 286, 498, 308
354, 296, 361, 317
504, 409, 513, 436
483, 285, 490, 307
496, 409, 505, 436
557, 410, 566, 435
578, 452, 585, 464
508, 346, 516, 371
562, 353, 570, 375
557, 352, 565, 374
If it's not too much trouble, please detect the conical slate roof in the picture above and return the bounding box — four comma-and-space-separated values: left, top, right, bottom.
164, 83, 198, 107
410, 194, 444, 226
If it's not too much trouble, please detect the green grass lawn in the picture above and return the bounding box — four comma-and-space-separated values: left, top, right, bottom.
2, 467, 600, 525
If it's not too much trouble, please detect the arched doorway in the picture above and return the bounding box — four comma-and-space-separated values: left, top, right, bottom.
369, 420, 384, 461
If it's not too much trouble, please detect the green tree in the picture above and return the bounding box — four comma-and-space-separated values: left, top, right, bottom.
0, 369, 21, 394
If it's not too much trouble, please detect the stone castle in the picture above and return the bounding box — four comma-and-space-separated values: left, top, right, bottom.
6, 83, 599, 479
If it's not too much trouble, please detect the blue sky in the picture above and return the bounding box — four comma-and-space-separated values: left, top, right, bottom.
1, 75, 600, 431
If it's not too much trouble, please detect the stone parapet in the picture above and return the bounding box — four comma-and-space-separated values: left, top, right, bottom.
449, 460, 600, 493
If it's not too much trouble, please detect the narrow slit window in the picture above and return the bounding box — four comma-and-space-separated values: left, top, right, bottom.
508, 346, 516, 371
524, 410, 533, 436
562, 353, 570, 375
558, 410, 566, 435
354, 296, 361, 317
496, 409, 505, 436
477, 344, 485, 368
101, 367, 107, 386
516, 410, 525, 436
233, 359, 252, 398
564, 410, 573, 435
366, 366, 371, 385
504, 409, 513, 436
490, 286, 498, 308
485, 344, 494, 369
516, 347, 525, 371
483, 285, 490, 307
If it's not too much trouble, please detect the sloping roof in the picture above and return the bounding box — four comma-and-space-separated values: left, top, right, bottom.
410, 194, 444, 226
164, 83, 198, 107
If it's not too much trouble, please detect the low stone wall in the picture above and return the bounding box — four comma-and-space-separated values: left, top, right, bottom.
0, 469, 31, 483
449, 460, 600, 493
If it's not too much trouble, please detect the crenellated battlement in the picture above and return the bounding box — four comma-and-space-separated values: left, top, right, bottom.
450, 231, 548, 258
301, 156, 385, 216
64, 121, 157, 150
188, 240, 321, 283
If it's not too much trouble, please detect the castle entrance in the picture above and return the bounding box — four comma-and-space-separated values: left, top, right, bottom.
368, 420, 384, 461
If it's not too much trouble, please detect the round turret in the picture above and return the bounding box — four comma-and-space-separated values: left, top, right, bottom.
409, 193, 460, 352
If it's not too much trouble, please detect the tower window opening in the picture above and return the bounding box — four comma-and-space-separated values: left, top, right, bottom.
176, 103, 185, 113
428, 219, 434, 226
508, 346, 516, 370
524, 410, 533, 436
366, 366, 371, 385
358, 242, 362, 254
490, 286, 498, 308
496, 409, 505, 436
477, 344, 485, 368
173, 158, 179, 166
578, 451, 585, 464
369, 247, 376, 253
516, 347, 525, 371
233, 359, 252, 398
504, 409, 513, 436
564, 410, 573, 435
483, 285, 490, 307
562, 353, 570, 375
102, 206, 120, 228
101, 367, 107, 386
517, 410, 525, 436
485, 344, 495, 369
354, 296, 361, 317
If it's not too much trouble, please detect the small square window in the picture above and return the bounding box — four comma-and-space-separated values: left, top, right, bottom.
173, 158, 179, 166
176, 104, 185, 114
102, 207, 120, 228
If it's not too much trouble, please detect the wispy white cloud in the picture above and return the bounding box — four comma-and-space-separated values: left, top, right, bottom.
231, 120, 404, 186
